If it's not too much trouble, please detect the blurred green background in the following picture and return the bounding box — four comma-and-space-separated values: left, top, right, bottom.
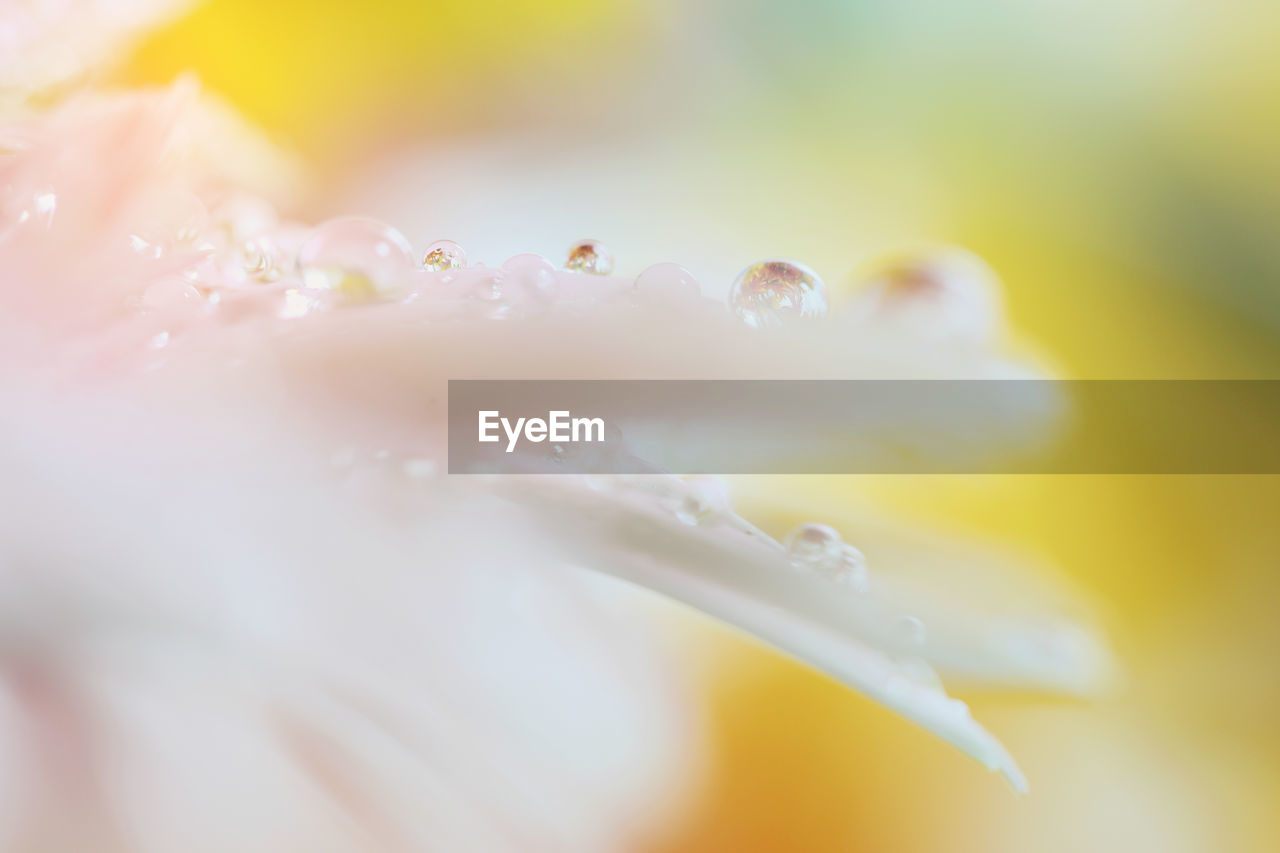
123, 2, 1280, 850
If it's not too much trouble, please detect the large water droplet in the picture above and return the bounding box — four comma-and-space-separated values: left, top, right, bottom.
298, 216, 414, 297
565, 239, 614, 275
423, 239, 466, 271
674, 475, 731, 525
785, 522, 842, 562
783, 522, 868, 588
847, 246, 1003, 339
633, 262, 699, 301
729, 259, 828, 328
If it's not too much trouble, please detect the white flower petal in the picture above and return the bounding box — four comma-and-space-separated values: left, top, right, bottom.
498, 475, 1030, 791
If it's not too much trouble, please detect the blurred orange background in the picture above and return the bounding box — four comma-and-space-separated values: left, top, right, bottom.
121, 2, 1280, 850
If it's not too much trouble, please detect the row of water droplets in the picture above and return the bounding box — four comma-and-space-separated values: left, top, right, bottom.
97, 193, 948, 684
20, 183, 998, 329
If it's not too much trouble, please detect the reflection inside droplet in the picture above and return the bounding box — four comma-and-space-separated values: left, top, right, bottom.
423, 240, 466, 271
565, 239, 614, 275
729, 259, 828, 328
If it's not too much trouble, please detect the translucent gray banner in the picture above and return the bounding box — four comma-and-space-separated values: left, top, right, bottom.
447, 380, 1280, 474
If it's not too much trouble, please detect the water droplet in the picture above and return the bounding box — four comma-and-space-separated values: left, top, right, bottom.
422, 240, 466, 271
633, 263, 700, 301
232, 237, 277, 281
486, 254, 559, 310
565, 239, 614, 275
785, 522, 842, 562
298, 216, 414, 297
783, 522, 867, 588
729, 259, 828, 328
502, 254, 557, 285
848, 246, 1003, 339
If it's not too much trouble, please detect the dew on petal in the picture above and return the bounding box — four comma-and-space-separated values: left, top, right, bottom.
565, 239, 614, 275
729, 259, 828, 328
847, 246, 1004, 339
673, 477, 731, 525
298, 216, 414, 297
784, 522, 843, 563
491, 253, 559, 307
784, 522, 868, 588
423, 240, 466, 271
633, 262, 699, 301
231, 237, 278, 282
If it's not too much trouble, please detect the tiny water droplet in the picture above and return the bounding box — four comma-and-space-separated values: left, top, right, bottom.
729, 259, 828, 328
236, 237, 277, 281
633, 262, 699, 301
672, 476, 731, 525
298, 216, 414, 296
674, 496, 706, 525
423, 239, 466, 271
565, 239, 614, 275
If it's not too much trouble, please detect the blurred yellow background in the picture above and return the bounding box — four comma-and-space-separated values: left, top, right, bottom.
122, 2, 1280, 850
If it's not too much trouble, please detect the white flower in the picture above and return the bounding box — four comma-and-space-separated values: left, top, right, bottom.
0, 25, 1111, 853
